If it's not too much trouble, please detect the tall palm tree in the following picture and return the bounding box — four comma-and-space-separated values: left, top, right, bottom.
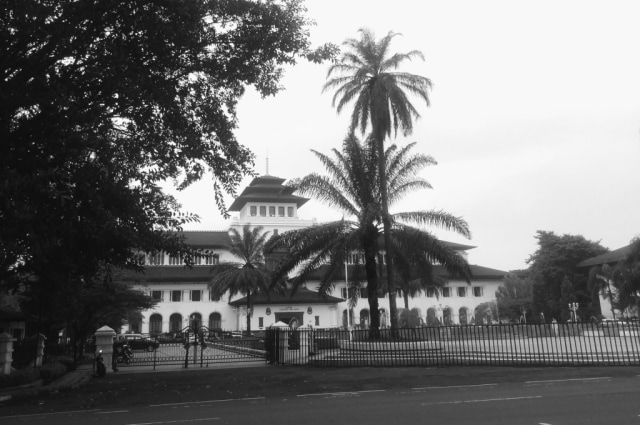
266, 135, 470, 339
209, 224, 281, 335
323, 29, 433, 331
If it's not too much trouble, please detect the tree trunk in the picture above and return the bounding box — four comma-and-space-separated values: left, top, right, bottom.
362, 227, 380, 339
374, 128, 398, 337
246, 290, 252, 336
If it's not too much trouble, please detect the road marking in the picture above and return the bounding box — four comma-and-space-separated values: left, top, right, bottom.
97, 410, 130, 414
297, 389, 386, 397
150, 397, 264, 407
126, 418, 218, 425
412, 383, 498, 390
421, 395, 542, 406
525, 377, 610, 384
2, 409, 100, 418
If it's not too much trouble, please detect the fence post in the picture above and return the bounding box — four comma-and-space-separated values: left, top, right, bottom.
0, 332, 15, 375
35, 334, 46, 367
94, 326, 116, 374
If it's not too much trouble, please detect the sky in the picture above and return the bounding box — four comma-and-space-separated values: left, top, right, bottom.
165, 0, 640, 272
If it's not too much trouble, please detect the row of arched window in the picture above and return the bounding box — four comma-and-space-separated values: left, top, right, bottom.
148, 312, 222, 334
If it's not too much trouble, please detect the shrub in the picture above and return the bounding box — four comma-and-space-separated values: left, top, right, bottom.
39, 362, 68, 385
0, 367, 40, 389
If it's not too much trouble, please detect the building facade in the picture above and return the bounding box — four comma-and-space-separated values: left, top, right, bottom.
121, 175, 507, 334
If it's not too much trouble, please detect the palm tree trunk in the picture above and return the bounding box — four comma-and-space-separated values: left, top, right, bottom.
363, 227, 381, 339
246, 290, 252, 336
374, 129, 398, 337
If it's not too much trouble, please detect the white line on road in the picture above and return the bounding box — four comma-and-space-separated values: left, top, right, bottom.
150, 397, 264, 407
412, 383, 498, 390
525, 377, 610, 384
97, 410, 130, 414
2, 409, 100, 418
421, 395, 542, 406
297, 390, 386, 397
126, 418, 218, 425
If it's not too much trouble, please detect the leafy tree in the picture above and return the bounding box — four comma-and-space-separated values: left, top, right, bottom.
495, 273, 534, 322
1, 0, 335, 334
266, 135, 470, 339
611, 238, 640, 314
1, 0, 335, 282
527, 231, 608, 322
588, 238, 640, 317
209, 225, 284, 335
323, 29, 433, 331
20, 267, 156, 361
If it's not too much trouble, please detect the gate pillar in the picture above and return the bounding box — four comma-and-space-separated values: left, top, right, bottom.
95, 326, 117, 373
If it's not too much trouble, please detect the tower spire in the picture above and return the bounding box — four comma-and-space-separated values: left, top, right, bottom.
265, 149, 269, 176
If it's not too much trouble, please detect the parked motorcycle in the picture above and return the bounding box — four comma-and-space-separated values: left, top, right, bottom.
95, 350, 106, 377
114, 343, 133, 364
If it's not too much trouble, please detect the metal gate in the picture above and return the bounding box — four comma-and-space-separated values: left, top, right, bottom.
113, 326, 267, 369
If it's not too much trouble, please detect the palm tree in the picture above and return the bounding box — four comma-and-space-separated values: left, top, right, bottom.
209, 224, 281, 335
323, 28, 433, 331
266, 135, 470, 339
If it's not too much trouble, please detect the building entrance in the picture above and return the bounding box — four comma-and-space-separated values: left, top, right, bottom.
275, 312, 304, 326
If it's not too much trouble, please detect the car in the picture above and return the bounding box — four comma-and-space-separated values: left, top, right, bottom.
117, 334, 159, 351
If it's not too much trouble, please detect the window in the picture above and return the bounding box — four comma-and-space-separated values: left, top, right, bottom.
442, 287, 451, 297
250, 206, 257, 216
209, 312, 221, 329
315, 316, 320, 326
278, 206, 285, 217
259, 206, 266, 216
205, 254, 219, 266
171, 290, 182, 302
148, 252, 164, 265
360, 288, 368, 298
151, 290, 163, 301
258, 317, 264, 328
150, 314, 163, 334
473, 286, 483, 297
287, 207, 294, 217
170, 313, 182, 332
457, 287, 467, 297
427, 288, 436, 297
269, 206, 276, 217
190, 290, 201, 302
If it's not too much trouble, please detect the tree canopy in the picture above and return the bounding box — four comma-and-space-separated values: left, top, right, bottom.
527, 231, 608, 321
322, 28, 433, 332
266, 135, 470, 338
1, 0, 335, 278
1, 0, 335, 336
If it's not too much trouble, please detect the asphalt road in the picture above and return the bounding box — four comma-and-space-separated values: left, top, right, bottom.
1, 365, 639, 424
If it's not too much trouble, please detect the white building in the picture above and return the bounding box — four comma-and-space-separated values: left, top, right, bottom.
120, 175, 507, 334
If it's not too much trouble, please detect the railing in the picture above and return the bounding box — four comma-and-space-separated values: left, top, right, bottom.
266, 322, 640, 367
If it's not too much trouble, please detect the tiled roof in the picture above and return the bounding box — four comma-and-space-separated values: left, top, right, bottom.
179, 231, 231, 248
578, 245, 632, 268
118, 266, 212, 283
228, 175, 309, 211
229, 287, 344, 306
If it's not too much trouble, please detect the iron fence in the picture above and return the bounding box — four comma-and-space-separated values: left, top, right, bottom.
113, 327, 267, 369
266, 321, 640, 367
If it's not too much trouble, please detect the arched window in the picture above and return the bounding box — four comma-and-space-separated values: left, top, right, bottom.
426, 307, 438, 326
169, 313, 183, 333
342, 309, 354, 328
360, 309, 370, 329
149, 314, 163, 335
459, 307, 469, 325
190, 313, 202, 331
209, 312, 222, 330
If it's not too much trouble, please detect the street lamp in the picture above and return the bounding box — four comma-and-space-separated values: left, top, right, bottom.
568, 302, 579, 322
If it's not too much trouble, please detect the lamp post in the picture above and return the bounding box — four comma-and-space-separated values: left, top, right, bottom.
568, 302, 579, 322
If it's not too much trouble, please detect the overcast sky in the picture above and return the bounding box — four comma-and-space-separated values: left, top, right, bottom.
166, 0, 640, 272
